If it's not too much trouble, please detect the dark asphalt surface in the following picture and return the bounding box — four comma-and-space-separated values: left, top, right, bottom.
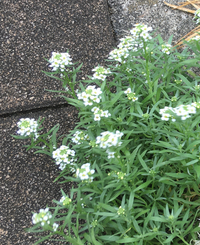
0, 0, 115, 244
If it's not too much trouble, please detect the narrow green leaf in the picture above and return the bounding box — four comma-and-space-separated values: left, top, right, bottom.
165, 173, 189, 179
134, 180, 152, 193
194, 164, 200, 178
138, 153, 149, 172
128, 191, 134, 210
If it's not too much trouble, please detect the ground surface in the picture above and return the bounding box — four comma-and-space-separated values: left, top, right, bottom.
0, 0, 115, 244
0, 0, 197, 244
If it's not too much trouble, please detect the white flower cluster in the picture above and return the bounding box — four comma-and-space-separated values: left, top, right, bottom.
48, 52, 73, 71
189, 35, 200, 42
108, 48, 130, 63
32, 208, 59, 231
91, 107, 111, 121
96, 131, 124, 159
108, 24, 152, 63
17, 118, 39, 139
92, 66, 111, 81
130, 23, 152, 44
118, 36, 138, 50
72, 131, 89, 144
160, 104, 197, 121
60, 195, 72, 205
161, 44, 172, 55
52, 145, 76, 171
194, 9, 200, 24
124, 88, 138, 102
76, 163, 95, 182
77, 85, 102, 106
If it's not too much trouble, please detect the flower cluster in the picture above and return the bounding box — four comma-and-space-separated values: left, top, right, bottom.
76, 163, 95, 182
108, 24, 152, 63
108, 48, 130, 63
108, 171, 126, 180
96, 131, 123, 148
117, 206, 125, 215
189, 35, 200, 42
161, 44, 172, 55
91, 107, 111, 121
60, 195, 72, 206
32, 207, 58, 231
72, 131, 89, 144
92, 66, 111, 81
130, 23, 152, 44
77, 85, 102, 106
118, 36, 138, 50
52, 145, 76, 171
194, 9, 200, 24
17, 118, 39, 140
96, 131, 123, 158
124, 88, 138, 102
160, 104, 197, 121
48, 52, 73, 72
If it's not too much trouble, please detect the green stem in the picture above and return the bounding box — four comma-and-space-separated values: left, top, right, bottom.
176, 235, 190, 245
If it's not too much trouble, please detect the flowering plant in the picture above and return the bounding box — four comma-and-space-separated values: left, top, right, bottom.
13, 24, 200, 244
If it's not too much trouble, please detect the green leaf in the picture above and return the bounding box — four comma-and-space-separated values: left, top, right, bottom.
165, 173, 189, 179
94, 212, 116, 217
34, 150, 52, 157
185, 159, 199, 166
134, 180, 152, 193
194, 164, 200, 178
158, 177, 176, 186
186, 140, 200, 151
98, 235, 120, 242
128, 191, 134, 210
163, 233, 177, 244
117, 237, 139, 243
150, 216, 167, 222
98, 203, 117, 213
138, 153, 149, 172
109, 91, 124, 107
132, 218, 141, 234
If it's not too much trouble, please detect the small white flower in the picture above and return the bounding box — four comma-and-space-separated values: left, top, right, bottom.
161, 113, 171, 121
124, 88, 132, 94
91, 107, 100, 113
53, 223, 59, 231
76, 163, 95, 182
106, 150, 115, 159
94, 114, 101, 121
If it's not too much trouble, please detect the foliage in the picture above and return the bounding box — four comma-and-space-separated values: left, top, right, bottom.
12, 24, 200, 244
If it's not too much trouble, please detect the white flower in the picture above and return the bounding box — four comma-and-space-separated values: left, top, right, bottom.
124, 88, 132, 94
76, 163, 95, 182
17, 118, 39, 140
94, 114, 101, 121
96, 131, 123, 149
160, 103, 197, 121
32, 208, 53, 226
77, 86, 102, 106
52, 145, 76, 171
161, 44, 172, 55
53, 223, 59, 231
49, 52, 73, 72
161, 113, 171, 121
106, 150, 115, 159
101, 110, 111, 117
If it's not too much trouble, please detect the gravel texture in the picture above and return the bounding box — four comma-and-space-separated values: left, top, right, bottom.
0, 0, 115, 115
108, 0, 197, 43
1, 105, 79, 244
0, 0, 115, 244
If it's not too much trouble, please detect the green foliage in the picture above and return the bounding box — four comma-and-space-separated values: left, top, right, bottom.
13, 25, 200, 244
